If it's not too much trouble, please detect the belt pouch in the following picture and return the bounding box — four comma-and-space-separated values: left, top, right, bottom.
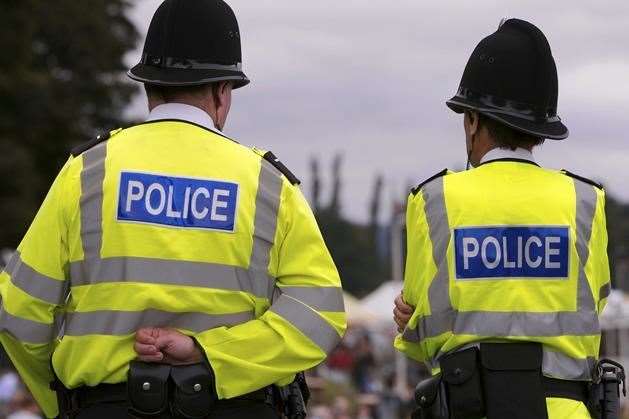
170, 363, 216, 419
127, 361, 171, 417
479, 343, 548, 419
440, 347, 485, 418
413, 373, 449, 419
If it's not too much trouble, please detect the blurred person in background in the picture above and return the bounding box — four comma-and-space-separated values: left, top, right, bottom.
0, 0, 345, 418
7, 390, 42, 419
351, 334, 377, 394
394, 18, 615, 419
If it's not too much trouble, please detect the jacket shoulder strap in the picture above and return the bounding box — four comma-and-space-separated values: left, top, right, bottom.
411, 168, 449, 195
252, 148, 301, 185
71, 129, 121, 157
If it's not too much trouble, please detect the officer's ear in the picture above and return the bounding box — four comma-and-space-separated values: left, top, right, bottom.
464, 110, 480, 137
211, 82, 233, 130
211, 82, 233, 108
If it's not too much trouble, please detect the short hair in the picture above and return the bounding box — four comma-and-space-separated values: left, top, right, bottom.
477, 113, 545, 150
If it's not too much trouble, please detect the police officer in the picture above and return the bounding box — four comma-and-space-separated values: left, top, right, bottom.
393, 19, 613, 419
0, 1, 346, 418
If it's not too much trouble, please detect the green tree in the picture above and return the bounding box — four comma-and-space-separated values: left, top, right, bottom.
606, 196, 629, 289
0, 0, 138, 248
312, 154, 387, 297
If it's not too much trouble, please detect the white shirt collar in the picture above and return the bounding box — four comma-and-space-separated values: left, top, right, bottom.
146, 103, 222, 134
480, 147, 536, 165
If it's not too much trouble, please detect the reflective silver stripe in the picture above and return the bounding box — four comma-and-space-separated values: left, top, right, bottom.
402, 325, 420, 343
279, 286, 345, 312
270, 294, 341, 353
80, 142, 108, 262
404, 309, 599, 341
574, 180, 597, 313
454, 310, 598, 336
543, 350, 596, 380
69, 257, 274, 299
5, 251, 67, 305
0, 308, 55, 344
249, 160, 282, 301
64, 309, 254, 336
407, 177, 454, 340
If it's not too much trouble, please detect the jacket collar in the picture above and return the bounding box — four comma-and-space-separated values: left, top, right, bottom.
479, 147, 539, 167
146, 103, 222, 134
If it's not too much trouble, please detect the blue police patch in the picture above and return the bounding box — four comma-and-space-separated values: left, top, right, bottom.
117, 172, 238, 232
454, 226, 569, 280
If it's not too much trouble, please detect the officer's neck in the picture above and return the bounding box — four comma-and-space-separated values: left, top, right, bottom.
479, 146, 536, 165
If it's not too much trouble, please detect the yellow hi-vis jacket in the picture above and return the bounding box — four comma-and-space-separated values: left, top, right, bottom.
394, 160, 610, 418
0, 121, 346, 418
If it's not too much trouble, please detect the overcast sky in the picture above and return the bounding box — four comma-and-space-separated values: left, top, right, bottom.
127, 1, 629, 223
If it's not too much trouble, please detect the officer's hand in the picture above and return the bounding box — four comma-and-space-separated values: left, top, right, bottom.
394, 293, 414, 333
134, 327, 203, 365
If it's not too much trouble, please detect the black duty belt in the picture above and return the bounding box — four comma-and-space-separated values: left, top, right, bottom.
543, 376, 589, 403
70, 382, 273, 409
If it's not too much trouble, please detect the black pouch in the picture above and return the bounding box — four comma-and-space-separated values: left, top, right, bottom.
127, 361, 171, 417
479, 343, 548, 419
440, 347, 485, 418
412, 374, 448, 419
170, 363, 216, 419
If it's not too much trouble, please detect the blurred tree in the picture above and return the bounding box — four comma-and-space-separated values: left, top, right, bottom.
0, 0, 138, 248
606, 196, 629, 289
313, 154, 386, 297
329, 155, 343, 216
310, 157, 321, 212
369, 174, 383, 235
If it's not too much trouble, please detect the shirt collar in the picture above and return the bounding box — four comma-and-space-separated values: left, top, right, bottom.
146, 103, 222, 134
480, 147, 536, 165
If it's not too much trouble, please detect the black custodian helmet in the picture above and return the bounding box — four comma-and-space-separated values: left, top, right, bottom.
128, 0, 249, 88
447, 19, 568, 140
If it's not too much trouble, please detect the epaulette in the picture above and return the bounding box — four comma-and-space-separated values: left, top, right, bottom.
263, 151, 301, 185
253, 148, 300, 185
561, 170, 604, 190
70, 130, 117, 157
411, 168, 449, 195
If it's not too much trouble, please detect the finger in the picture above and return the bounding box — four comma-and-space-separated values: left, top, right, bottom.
394, 312, 407, 329
154, 333, 177, 351
395, 296, 413, 314
134, 342, 159, 356
137, 353, 164, 363
135, 328, 157, 345
394, 307, 411, 322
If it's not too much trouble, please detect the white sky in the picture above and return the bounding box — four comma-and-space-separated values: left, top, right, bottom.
127, 1, 629, 223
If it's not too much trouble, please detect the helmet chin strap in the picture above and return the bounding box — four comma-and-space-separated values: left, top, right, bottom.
466, 135, 476, 170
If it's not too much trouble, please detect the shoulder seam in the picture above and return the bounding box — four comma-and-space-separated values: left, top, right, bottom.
561, 170, 604, 190
411, 168, 449, 195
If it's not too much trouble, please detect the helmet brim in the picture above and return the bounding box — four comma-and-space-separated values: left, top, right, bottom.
446, 96, 569, 140
127, 63, 250, 89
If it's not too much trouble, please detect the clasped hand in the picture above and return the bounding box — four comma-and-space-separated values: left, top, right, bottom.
134, 327, 203, 365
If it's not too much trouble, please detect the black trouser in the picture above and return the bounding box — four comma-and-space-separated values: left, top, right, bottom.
74, 399, 281, 419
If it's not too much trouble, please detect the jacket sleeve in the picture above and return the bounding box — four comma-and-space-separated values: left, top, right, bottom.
393, 191, 435, 363
588, 188, 611, 315
194, 178, 346, 399
0, 157, 74, 418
